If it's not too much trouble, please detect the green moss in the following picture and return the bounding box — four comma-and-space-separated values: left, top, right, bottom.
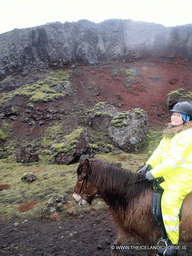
110, 112, 128, 127
104, 144, 114, 151
40, 124, 64, 156
110, 119, 128, 127
120, 67, 137, 81
51, 127, 85, 154
115, 112, 128, 119
94, 111, 109, 116
0, 160, 79, 221
0, 121, 11, 141
95, 102, 106, 110
18, 70, 71, 102
40, 123, 88, 158
167, 89, 192, 105
0, 70, 72, 104
133, 108, 145, 116
87, 128, 113, 152
141, 129, 163, 156
0, 129, 7, 141
88, 143, 99, 150
112, 68, 120, 76
167, 88, 185, 97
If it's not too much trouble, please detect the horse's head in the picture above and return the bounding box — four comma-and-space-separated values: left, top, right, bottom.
73, 158, 98, 205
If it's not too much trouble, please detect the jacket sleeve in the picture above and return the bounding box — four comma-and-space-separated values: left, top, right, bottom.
146, 138, 165, 169
149, 133, 192, 178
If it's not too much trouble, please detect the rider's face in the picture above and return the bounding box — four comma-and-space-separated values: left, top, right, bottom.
171, 112, 184, 127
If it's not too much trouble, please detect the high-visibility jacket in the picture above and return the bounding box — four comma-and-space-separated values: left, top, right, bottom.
146, 122, 192, 244
147, 122, 192, 193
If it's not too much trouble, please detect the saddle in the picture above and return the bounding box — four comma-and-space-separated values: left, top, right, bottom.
152, 178, 184, 235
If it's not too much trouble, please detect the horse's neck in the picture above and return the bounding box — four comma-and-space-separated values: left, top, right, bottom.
91, 163, 142, 206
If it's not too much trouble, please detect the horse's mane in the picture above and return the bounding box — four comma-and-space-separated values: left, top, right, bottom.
89, 158, 151, 206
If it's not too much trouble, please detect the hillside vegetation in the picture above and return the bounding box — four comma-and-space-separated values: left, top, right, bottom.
0, 57, 192, 220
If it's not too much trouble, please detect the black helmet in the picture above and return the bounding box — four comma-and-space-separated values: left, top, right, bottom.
170, 101, 192, 119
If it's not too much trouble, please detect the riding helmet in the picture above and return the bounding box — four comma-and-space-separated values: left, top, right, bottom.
170, 101, 192, 120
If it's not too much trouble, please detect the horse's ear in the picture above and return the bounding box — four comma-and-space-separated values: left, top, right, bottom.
80, 158, 90, 175
78, 158, 90, 180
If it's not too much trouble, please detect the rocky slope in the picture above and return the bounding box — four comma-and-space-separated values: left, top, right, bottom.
0, 19, 192, 162
1, 19, 192, 80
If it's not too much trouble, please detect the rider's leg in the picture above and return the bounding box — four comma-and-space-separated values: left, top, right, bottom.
161, 189, 184, 245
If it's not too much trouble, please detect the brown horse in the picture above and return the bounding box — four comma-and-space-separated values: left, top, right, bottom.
73, 158, 192, 256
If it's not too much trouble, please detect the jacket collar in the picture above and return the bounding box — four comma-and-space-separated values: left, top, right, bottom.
164, 121, 192, 138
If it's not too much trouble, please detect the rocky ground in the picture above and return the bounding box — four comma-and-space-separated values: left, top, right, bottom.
0, 212, 192, 256
1, 57, 192, 255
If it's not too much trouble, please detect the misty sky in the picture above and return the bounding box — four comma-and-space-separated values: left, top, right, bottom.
1, 0, 192, 34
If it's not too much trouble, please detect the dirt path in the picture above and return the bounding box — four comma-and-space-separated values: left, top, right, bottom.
0, 211, 192, 256
1, 212, 115, 256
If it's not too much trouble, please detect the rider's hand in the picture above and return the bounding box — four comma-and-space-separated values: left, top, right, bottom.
137, 164, 152, 174
146, 170, 154, 181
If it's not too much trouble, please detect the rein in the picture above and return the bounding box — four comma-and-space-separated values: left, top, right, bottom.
131, 176, 147, 184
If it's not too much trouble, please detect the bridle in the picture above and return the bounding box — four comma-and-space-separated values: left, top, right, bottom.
131, 176, 147, 184
79, 168, 90, 194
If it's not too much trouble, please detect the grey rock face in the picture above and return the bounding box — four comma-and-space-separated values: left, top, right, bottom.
108, 108, 149, 153
88, 102, 118, 131
1, 20, 192, 80
89, 103, 149, 153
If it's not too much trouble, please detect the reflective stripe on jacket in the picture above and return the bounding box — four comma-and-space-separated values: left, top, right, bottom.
146, 123, 192, 192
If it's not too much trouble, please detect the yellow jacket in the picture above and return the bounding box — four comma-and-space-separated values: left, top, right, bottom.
146, 121, 192, 192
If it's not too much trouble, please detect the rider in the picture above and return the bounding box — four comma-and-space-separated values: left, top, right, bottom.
140, 101, 192, 255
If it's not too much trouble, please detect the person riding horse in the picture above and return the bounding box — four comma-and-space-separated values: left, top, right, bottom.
138, 101, 192, 256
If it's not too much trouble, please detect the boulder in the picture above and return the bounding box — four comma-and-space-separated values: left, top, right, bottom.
54, 128, 90, 164
0, 103, 20, 119
89, 103, 149, 153
108, 108, 149, 153
16, 148, 39, 163
88, 102, 118, 131
166, 89, 192, 110
21, 173, 37, 182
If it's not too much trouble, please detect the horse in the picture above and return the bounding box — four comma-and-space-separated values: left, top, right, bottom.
72, 157, 192, 256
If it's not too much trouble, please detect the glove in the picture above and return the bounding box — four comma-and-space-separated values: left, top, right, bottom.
137, 164, 152, 174
146, 170, 154, 181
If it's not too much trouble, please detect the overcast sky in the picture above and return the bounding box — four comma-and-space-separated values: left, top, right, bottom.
1, 0, 192, 35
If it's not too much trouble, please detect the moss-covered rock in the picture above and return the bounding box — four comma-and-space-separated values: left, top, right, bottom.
120, 67, 138, 82
0, 121, 12, 158
108, 108, 149, 153
166, 88, 192, 109
41, 123, 63, 147
17, 71, 72, 102
0, 70, 72, 105
88, 102, 118, 131
54, 128, 90, 164
0, 129, 8, 141
88, 103, 149, 153
16, 148, 39, 163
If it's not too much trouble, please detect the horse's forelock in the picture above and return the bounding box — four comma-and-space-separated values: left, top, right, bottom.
77, 158, 95, 178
